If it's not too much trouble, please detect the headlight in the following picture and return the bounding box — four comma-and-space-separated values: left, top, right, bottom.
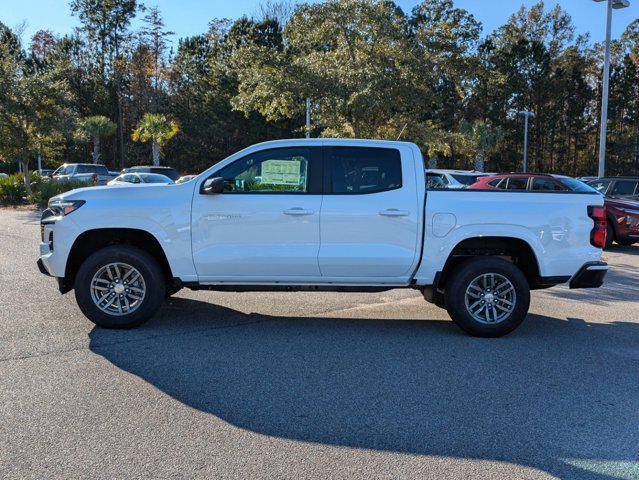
48, 199, 85, 216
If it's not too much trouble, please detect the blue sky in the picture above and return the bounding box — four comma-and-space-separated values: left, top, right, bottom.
3, 0, 637, 47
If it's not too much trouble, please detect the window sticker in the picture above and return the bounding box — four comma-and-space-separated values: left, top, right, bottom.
260, 159, 302, 186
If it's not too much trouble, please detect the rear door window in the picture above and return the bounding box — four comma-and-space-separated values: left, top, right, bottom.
77, 165, 109, 175
325, 147, 402, 194
532, 178, 566, 191
505, 177, 529, 190
611, 180, 638, 196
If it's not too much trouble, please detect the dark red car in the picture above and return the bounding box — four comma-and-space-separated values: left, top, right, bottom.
467, 173, 587, 192
468, 173, 639, 247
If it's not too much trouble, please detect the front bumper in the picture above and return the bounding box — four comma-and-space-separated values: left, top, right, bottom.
37, 258, 50, 276
569, 261, 609, 289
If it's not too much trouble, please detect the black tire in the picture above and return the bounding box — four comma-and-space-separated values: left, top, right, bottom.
605, 222, 615, 249
74, 245, 165, 329
617, 238, 636, 246
445, 257, 530, 337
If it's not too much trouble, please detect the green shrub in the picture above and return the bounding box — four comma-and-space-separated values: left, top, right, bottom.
0, 173, 27, 204
0, 172, 94, 206
28, 177, 93, 207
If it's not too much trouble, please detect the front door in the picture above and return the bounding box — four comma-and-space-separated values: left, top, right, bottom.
191, 146, 323, 280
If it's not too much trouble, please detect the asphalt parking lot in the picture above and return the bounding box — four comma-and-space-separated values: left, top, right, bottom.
1, 208, 638, 480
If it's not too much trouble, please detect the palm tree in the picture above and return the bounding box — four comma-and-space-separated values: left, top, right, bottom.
420, 121, 466, 169
77, 116, 117, 164
461, 120, 503, 172
132, 113, 179, 166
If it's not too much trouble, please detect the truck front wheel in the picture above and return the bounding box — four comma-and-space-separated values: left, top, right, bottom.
74, 245, 165, 329
444, 257, 530, 337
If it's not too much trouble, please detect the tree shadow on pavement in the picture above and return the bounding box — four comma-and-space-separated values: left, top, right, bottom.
89, 298, 639, 480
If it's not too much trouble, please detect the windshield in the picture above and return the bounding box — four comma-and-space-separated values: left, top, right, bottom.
52, 165, 72, 176
451, 174, 483, 185
585, 179, 610, 194
558, 177, 599, 193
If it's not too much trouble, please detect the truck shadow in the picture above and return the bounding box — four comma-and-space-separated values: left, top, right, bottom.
607, 244, 639, 256
89, 298, 639, 480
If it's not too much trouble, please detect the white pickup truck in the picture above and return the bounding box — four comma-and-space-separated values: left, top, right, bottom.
37, 139, 608, 337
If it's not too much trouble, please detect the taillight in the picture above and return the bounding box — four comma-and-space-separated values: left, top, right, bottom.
588, 205, 606, 248
92, 173, 98, 184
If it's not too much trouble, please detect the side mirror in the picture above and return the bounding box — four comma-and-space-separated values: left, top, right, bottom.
200, 176, 225, 195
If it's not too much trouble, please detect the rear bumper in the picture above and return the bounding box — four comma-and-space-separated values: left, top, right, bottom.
569, 261, 609, 289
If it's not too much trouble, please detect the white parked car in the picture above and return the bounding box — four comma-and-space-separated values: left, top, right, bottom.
0, 173, 8, 178
108, 172, 174, 186
426, 169, 492, 189
38, 139, 608, 337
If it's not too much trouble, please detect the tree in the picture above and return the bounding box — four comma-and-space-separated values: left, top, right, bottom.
409, 0, 481, 131
132, 113, 179, 165
70, 0, 139, 167
462, 120, 503, 172
232, 0, 431, 138
77, 115, 117, 163
0, 22, 73, 195
139, 6, 174, 111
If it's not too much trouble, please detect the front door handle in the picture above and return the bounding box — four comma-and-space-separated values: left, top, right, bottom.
284, 208, 315, 216
379, 208, 410, 217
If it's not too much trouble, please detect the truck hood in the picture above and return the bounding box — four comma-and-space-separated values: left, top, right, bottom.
50, 183, 181, 204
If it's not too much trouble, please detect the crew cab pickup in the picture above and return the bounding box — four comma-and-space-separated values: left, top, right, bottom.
51, 163, 114, 185
37, 139, 608, 337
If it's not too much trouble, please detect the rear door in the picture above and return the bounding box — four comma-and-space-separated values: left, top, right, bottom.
318, 145, 420, 279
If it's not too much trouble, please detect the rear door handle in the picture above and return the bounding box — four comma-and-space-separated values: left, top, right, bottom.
379, 209, 410, 217
283, 208, 314, 216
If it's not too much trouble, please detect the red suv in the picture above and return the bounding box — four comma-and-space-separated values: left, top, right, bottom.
468, 173, 639, 247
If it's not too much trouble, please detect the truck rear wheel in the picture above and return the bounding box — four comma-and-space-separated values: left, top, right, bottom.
445, 257, 530, 337
74, 245, 165, 329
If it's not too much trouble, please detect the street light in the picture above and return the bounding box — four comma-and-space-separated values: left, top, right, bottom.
518, 110, 534, 173
305, 97, 311, 139
593, 0, 630, 178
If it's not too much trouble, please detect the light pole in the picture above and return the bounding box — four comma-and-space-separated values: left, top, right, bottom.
519, 110, 534, 173
305, 98, 311, 139
594, 0, 630, 178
